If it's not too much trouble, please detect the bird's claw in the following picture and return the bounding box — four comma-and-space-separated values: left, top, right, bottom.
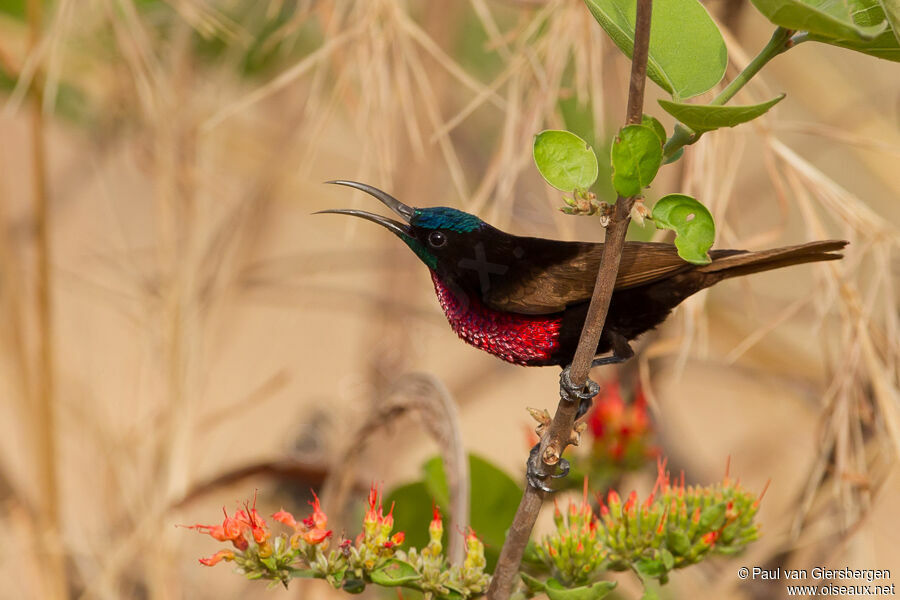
526, 443, 553, 492
560, 366, 600, 403
525, 444, 571, 492
560, 367, 599, 421
550, 457, 570, 479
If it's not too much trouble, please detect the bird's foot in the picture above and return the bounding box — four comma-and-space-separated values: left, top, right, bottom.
590, 354, 628, 368
526, 442, 570, 493
560, 366, 600, 420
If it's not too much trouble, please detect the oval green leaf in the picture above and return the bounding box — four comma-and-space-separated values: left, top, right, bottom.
545, 578, 618, 600
369, 559, 422, 587
651, 194, 715, 264
611, 124, 663, 198
533, 130, 599, 192
750, 0, 887, 41
658, 94, 785, 133
584, 0, 727, 99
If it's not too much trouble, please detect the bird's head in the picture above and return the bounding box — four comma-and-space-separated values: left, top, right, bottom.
318, 181, 496, 279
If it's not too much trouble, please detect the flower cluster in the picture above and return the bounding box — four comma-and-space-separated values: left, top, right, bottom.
535, 480, 607, 587
185, 492, 333, 586
530, 458, 764, 592
186, 485, 490, 598
598, 457, 764, 583
398, 506, 490, 598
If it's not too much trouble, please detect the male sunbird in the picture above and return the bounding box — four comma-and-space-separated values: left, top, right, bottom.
319, 180, 846, 489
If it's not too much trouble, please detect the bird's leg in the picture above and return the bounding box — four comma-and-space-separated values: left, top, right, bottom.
590, 333, 635, 369
526, 442, 571, 493
528, 335, 633, 492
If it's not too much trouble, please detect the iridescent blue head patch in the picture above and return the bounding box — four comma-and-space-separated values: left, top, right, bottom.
413, 207, 483, 233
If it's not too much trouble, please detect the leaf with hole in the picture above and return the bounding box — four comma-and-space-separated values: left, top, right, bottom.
658, 94, 785, 133
651, 194, 715, 264
533, 130, 599, 192
610, 125, 663, 197
583, 0, 726, 99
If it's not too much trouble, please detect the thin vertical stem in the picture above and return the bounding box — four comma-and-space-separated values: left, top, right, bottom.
485, 2, 653, 598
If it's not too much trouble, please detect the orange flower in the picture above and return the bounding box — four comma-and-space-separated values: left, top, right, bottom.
305, 490, 328, 530
198, 549, 234, 566
185, 508, 250, 551
272, 508, 298, 529
302, 527, 333, 545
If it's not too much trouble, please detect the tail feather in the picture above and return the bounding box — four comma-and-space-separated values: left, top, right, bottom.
699, 240, 848, 280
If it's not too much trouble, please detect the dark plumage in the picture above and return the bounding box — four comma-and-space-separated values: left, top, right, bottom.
319, 181, 847, 367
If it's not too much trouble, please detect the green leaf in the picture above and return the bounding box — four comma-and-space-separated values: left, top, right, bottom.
806, 0, 900, 61
750, 0, 887, 40
809, 0, 900, 62
640, 115, 667, 144
880, 0, 900, 45
287, 568, 319, 579
698, 502, 727, 531
640, 586, 661, 600
660, 548, 675, 571
584, 0, 727, 99
533, 130, 600, 192
635, 558, 667, 578
369, 559, 422, 587
610, 125, 663, 197
259, 555, 277, 571
342, 578, 367, 594
544, 578, 618, 600
520, 572, 547, 594
666, 529, 692, 556
651, 194, 716, 264
658, 94, 785, 133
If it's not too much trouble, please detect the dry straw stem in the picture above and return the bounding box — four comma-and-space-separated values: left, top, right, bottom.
321, 373, 470, 566
23, 0, 67, 598
486, 1, 653, 598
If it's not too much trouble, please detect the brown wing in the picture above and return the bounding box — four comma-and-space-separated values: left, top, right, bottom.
482, 241, 700, 314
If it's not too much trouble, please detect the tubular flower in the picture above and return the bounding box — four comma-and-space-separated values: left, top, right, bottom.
199, 549, 234, 567
185, 508, 250, 551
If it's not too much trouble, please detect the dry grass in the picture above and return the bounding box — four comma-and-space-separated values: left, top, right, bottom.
0, 1, 897, 598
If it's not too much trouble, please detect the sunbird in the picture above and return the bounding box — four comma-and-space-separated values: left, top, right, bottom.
320, 180, 847, 489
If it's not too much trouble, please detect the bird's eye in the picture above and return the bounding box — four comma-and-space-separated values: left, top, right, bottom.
428, 231, 447, 248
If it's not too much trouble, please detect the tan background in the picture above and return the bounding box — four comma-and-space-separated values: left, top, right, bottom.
0, 1, 898, 598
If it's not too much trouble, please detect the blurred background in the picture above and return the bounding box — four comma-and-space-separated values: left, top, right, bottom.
0, 0, 898, 598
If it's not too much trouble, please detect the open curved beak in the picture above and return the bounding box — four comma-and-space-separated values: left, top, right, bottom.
316, 180, 414, 236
